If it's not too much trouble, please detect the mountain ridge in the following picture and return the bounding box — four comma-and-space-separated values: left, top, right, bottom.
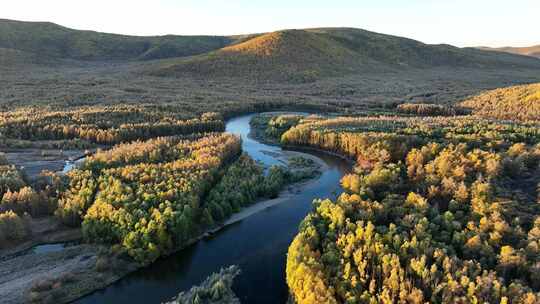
149, 28, 540, 81
0, 18, 236, 61
2, 19, 540, 82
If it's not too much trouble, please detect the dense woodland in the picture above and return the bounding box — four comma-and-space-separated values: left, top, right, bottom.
58, 134, 241, 263
0, 91, 538, 303
0, 106, 224, 148
279, 115, 540, 303
52, 133, 299, 264
460, 83, 540, 121
396, 103, 467, 117
0, 108, 314, 260
202, 155, 288, 223
281, 116, 539, 162
0, 102, 344, 149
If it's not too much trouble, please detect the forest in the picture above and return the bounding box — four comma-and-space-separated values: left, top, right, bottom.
0, 108, 318, 304
0, 106, 225, 148
54, 132, 300, 264
460, 83, 540, 121
1, 13, 540, 304
0, 86, 539, 303
277, 114, 540, 303
0, 130, 299, 265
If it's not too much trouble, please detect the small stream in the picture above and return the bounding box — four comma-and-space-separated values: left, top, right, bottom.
73, 113, 351, 304
62, 157, 86, 174
32, 243, 73, 254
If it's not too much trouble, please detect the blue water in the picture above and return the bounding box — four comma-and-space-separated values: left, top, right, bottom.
32, 243, 69, 254
75, 113, 350, 304
226, 114, 285, 167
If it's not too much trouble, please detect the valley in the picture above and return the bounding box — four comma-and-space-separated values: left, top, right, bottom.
0, 16, 539, 304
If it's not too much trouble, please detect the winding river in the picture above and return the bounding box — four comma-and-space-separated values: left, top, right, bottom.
75, 113, 350, 304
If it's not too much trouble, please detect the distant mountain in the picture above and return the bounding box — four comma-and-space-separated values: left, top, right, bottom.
477, 45, 540, 59
1, 19, 540, 82
149, 28, 540, 81
0, 19, 235, 61
460, 82, 540, 121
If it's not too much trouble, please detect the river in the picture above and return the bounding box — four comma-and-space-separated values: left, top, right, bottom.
75, 113, 350, 304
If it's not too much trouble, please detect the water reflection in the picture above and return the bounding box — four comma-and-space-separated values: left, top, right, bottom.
76, 113, 350, 304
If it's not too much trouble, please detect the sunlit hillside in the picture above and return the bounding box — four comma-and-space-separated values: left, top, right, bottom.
460, 82, 540, 121
149, 28, 540, 81
2, 19, 540, 84
478, 45, 540, 59
150, 29, 370, 82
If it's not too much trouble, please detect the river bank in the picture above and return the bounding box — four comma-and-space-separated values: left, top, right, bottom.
0, 242, 139, 304
163, 266, 241, 304
0, 113, 350, 304
3, 149, 87, 180
247, 112, 356, 167
0, 127, 329, 304
74, 114, 348, 304
0, 218, 81, 261
217, 150, 326, 228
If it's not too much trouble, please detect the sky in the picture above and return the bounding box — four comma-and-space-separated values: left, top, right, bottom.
2, 0, 539, 47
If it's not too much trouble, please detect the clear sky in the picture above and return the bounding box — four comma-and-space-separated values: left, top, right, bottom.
2, 0, 539, 47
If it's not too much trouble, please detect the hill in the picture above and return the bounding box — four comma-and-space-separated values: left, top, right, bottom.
150, 29, 373, 82
478, 45, 540, 59
460, 82, 540, 121
149, 28, 540, 81
0, 19, 234, 61
1, 19, 540, 82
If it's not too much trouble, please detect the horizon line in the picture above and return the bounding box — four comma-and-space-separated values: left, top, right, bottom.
2, 17, 538, 49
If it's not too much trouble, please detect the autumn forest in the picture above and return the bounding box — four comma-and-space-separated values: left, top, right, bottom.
1, 13, 540, 304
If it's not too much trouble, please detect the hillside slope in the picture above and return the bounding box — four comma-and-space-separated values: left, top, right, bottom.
0, 47, 52, 67
478, 45, 540, 59
149, 28, 540, 81
0, 19, 234, 61
460, 82, 540, 121
2, 19, 540, 82
308, 28, 539, 67
150, 30, 376, 82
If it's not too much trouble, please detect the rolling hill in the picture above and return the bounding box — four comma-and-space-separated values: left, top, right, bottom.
150, 29, 375, 82
149, 28, 540, 81
0, 18, 235, 61
478, 45, 540, 59
460, 82, 540, 121
2, 19, 540, 82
